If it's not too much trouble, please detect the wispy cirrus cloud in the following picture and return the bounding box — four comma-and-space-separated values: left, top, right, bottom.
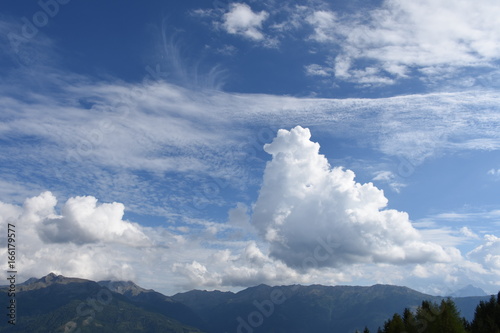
372, 170, 406, 193
1, 69, 500, 217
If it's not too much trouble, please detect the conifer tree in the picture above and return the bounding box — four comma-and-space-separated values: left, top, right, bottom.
383, 313, 406, 333
434, 299, 467, 333
379, 299, 468, 333
470, 292, 500, 333
402, 307, 418, 333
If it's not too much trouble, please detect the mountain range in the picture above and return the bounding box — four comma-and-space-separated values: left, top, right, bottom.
0, 273, 493, 333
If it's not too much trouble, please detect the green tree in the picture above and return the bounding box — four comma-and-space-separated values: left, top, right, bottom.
415, 300, 441, 332
402, 307, 418, 333
380, 299, 467, 333
435, 299, 467, 333
470, 292, 500, 333
383, 313, 406, 333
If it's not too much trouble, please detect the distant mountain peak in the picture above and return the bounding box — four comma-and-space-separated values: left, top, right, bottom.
43, 272, 59, 282
19, 272, 91, 291
450, 284, 488, 297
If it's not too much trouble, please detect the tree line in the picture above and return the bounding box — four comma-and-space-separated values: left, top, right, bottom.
356, 291, 500, 333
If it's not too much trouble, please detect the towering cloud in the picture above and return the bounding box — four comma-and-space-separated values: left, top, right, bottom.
252, 126, 455, 270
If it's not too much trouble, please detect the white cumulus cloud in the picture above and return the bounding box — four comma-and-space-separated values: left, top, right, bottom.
37, 193, 149, 245
251, 126, 455, 269
304, 0, 500, 85
0, 192, 152, 283
468, 234, 500, 272
222, 3, 269, 41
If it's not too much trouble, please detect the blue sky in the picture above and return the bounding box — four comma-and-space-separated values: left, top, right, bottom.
0, 0, 499, 296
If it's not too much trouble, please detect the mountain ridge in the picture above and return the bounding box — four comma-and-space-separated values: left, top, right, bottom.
2, 273, 495, 333
0, 273, 205, 332
12, 273, 490, 299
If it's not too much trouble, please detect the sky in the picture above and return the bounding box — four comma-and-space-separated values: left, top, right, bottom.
0, 0, 499, 296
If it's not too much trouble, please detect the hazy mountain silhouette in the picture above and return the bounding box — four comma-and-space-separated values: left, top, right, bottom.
449, 284, 488, 297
